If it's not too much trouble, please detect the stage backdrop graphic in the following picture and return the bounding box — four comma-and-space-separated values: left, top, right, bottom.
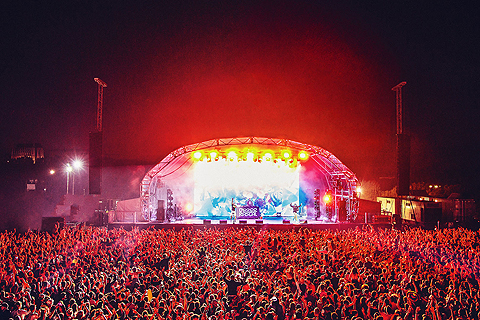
193, 158, 300, 218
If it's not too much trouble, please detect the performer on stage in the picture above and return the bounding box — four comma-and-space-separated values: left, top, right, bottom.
290, 202, 302, 223
230, 198, 237, 223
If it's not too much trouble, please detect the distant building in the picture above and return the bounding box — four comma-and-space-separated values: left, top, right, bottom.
11, 143, 44, 164
377, 196, 476, 227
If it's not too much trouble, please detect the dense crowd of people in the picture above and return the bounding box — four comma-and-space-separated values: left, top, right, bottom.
1, 224, 480, 320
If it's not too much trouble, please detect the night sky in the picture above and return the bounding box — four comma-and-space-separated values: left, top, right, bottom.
1, 1, 479, 195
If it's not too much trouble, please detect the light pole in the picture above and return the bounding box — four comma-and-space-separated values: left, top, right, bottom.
66, 164, 73, 194
65, 159, 83, 195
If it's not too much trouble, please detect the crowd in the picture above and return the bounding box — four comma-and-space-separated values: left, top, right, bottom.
0, 224, 480, 320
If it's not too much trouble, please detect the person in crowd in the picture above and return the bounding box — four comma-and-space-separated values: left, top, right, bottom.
1, 225, 480, 319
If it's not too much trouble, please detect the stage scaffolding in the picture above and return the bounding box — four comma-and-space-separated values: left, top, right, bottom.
140, 137, 359, 222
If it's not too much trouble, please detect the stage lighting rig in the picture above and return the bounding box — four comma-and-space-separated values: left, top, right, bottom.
324, 190, 333, 220
314, 189, 321, 220
166, 189, 174, 221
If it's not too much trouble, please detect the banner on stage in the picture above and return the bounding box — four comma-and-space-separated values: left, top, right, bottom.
236, 206, 261, 219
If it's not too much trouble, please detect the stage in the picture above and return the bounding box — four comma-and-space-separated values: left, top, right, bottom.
136, 137, 361, 228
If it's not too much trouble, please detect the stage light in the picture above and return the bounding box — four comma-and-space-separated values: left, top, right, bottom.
323, 190, 332, 204
65, 164, 73, 173
185, 203, 193, 212
49, 169, 56, 175
356, 186, 362, 194
262, 152, 273, 162
227, 151, 238, 161
298, 151, 309, 160
210, 151, 218, 161
193, 151, 202, 160
246, 151, 255, 162
283, 151, 292, 159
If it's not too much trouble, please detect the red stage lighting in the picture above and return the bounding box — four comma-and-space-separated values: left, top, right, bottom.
323, 190, 332, 205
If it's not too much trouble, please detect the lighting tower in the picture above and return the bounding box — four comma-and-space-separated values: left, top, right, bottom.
392, 81, 406, 135
90, 78, 107, 195
392, 81, 410, 197
94, 78, 107, 132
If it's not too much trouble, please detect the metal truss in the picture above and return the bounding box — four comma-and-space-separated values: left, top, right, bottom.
140, 137, 358, 221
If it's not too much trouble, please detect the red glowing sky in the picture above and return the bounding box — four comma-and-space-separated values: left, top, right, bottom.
101, 2, 398, 180
1, 0, 478, 189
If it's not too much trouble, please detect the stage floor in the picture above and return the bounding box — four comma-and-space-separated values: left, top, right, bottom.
107, 216, 389, 231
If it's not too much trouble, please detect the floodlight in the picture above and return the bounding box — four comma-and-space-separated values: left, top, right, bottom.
193, 151, 202, 160
298, 151, 309, 160
72, 159, 83, 170
323, 191, 332, 204
210, 151, 218, 161
262, 152, 273, 161
227, 151, 238, 161
185, 203, 193, 212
